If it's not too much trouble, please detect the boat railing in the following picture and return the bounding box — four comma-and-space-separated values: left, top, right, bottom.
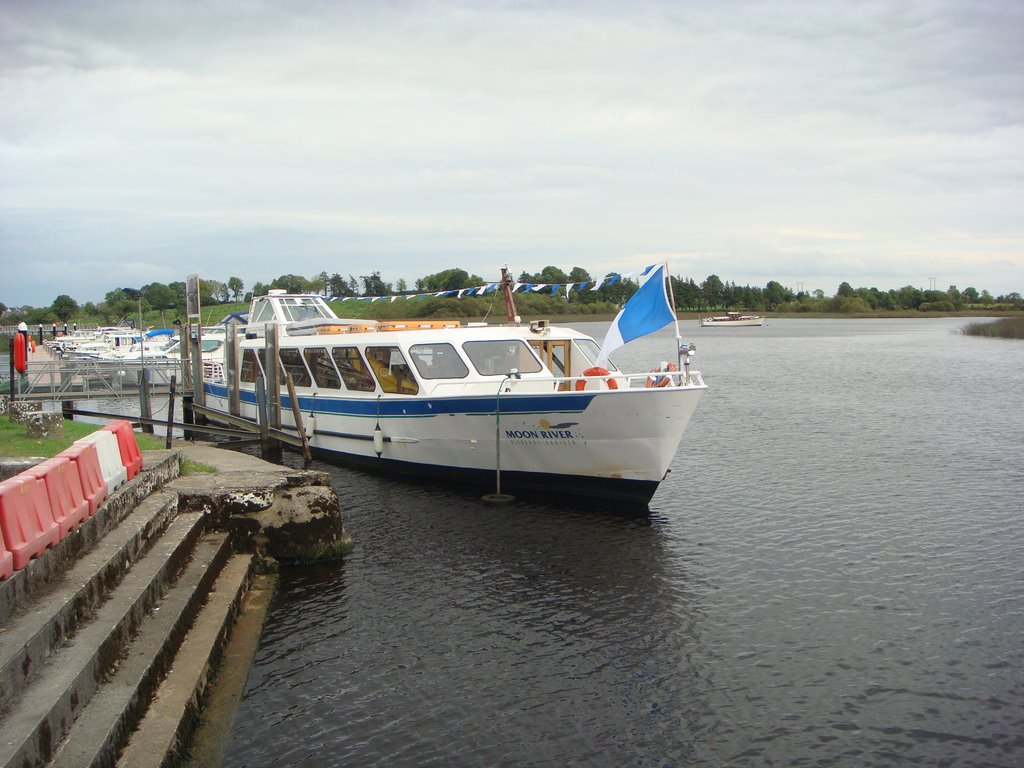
422, 369, 704, 397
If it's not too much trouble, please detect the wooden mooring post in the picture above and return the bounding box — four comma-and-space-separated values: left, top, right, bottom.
137, 370, 154, 434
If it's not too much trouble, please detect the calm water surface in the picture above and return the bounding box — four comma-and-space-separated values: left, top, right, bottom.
223, 318, 1024, 767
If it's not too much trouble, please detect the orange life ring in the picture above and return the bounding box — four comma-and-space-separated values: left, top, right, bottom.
575, 366, 618, 391
13, 332, 28, 373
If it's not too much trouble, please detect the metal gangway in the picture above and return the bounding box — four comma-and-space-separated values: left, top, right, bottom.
6, 357, 190, 402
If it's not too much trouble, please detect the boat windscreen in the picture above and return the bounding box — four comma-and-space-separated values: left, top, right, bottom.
281, 298, 333, 322
573, 338, 618, 371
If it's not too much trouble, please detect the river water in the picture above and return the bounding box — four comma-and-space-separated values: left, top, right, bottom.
220, 318, 1023, 767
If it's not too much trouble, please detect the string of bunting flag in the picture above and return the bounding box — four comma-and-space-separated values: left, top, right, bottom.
329, 263, 661, 303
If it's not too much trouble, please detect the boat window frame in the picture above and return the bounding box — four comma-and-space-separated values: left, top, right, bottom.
250, 301, 274, 324
408, 343, 470, 380
303, 346, 342, 389
573, 338, 618, 372
330, 346, 377, 392
529, 339, 572, 390
280, 297, 334, 323
279, 347, 313, 388
240, 348, 263, 383
462, 339, 544, 377
365, 345, 420, 395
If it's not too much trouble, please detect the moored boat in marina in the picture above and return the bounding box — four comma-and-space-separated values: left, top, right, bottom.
200, 268, 707, 505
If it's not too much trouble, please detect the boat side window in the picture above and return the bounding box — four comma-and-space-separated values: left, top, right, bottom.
408, 343, 469, 380
279, 347, 313, 387
331, 346, 376, 392
240, 348, 263, 383
462, 340, 543, 376
304, 347, 341, 389
573, 338, 618, 372
365, 346, 420, 395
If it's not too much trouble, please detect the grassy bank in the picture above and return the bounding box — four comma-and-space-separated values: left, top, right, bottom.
960, 316, 1024, 339
0, 416, 166, 459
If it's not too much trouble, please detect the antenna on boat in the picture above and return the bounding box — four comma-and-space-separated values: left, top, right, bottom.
500, 266, 521, 326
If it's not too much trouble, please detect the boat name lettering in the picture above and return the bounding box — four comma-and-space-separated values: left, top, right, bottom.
505, 429, 575, 440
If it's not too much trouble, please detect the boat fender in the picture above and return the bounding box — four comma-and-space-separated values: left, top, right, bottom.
372, 424, 384, 457
575, 367, 618, 391
13, 332, 28, 374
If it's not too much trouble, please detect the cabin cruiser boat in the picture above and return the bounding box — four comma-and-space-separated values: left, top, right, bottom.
699, 312, 764, 327
200, 281, 707, 505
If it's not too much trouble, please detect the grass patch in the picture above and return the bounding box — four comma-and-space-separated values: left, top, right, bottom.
961, 317, 1024, 339
180, 456, 218, 475
0, 416, 104, 458
0, 414, 176, 459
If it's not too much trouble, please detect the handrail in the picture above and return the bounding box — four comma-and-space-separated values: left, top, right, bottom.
8, 357, 188, 401
418, 369, 705, 398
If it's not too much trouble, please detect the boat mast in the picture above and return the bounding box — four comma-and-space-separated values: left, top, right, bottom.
500, 266, 520, 325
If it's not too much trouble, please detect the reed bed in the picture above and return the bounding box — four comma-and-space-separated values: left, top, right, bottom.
961, 316, 1024, 339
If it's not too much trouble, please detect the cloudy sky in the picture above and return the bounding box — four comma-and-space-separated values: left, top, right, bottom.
2, 0, 1022, 307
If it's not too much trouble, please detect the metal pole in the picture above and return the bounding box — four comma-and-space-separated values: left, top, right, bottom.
482, 372, 517, 504
663, 262, 684, 373
165, 374, 177, 449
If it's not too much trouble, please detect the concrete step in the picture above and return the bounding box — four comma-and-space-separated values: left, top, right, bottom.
0, 490, 179, 714
117, 554, 255, 768
48, 535, 239, 768
0, 511, 214, 768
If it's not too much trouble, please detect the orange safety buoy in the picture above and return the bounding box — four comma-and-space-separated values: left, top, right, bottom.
575, 366, 618, 391
13, 332, 28, 373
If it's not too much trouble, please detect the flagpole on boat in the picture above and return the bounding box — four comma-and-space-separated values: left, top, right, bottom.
664, 262, 684, 373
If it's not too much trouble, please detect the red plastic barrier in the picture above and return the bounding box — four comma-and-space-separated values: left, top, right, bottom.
1, 531, 13, 580
101, 420, 144, 479
59, 442, 109, 516
0, 475, 60, 570
29, 458, 90, 537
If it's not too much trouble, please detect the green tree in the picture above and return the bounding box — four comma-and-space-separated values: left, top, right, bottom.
227, 277, 245, 301
764, 281, 791, 310
361, 271, 392, 297
419, 268, 481, 291
141, 282, 177, 311
701, 274, 724, 309
538, 266, 570, 284
328, 273, 350, 297
270, 274, 312, 293
51, 295, 79, 321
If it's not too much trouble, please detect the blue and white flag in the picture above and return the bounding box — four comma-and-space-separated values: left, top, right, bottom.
596, 264, 675, 366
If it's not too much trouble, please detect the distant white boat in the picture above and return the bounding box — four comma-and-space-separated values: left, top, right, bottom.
699, 312, 764, 327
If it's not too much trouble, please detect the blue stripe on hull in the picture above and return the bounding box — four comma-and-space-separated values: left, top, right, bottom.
204, 383, 596, 417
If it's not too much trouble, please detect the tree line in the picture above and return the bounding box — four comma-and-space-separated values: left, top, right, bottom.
2, 267, 1021, 327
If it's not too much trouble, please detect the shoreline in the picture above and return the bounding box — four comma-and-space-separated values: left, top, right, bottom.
529, 310, 1024, 324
